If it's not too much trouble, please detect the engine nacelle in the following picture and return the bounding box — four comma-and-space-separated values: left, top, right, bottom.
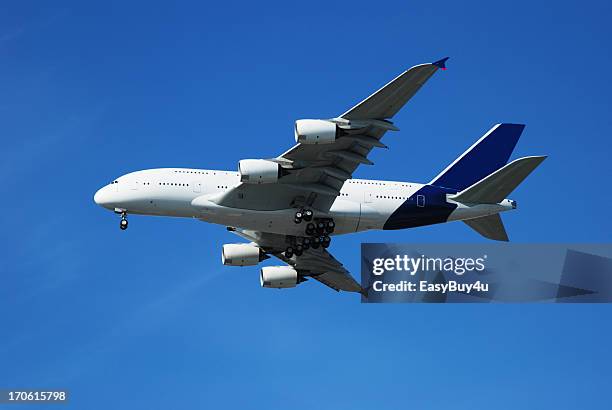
294, 119, 339, 144
238, 159, 280, 184
260, 266, 298, 288
222, 243, 263, 266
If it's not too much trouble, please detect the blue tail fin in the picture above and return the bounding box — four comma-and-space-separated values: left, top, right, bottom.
429, 123, 524, 190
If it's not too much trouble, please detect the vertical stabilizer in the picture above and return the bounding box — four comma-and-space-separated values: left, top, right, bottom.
430, 123, 525, 190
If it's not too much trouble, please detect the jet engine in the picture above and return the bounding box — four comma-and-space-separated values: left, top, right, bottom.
294, 119, 339, 144
222, 243, 265, 266
260, 266, 298, 288
238, 159, 281, 184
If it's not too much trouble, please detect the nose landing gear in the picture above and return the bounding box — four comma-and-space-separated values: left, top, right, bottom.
117, 211, 128, 230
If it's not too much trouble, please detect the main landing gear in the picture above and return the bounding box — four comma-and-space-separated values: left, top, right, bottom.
115, 209, 128, 230
305, 220, 334, 236
285, 210, 334, 258
284, 234, 332, 258
293, 208, 314, 224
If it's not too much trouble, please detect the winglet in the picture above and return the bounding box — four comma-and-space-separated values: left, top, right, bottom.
432, 57, 449, 70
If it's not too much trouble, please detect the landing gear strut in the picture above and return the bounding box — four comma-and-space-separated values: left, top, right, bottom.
119, 212, 128, 230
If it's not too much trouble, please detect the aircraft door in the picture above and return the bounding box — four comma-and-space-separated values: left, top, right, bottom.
192, 181, 202, 193
417, 194, 425, 207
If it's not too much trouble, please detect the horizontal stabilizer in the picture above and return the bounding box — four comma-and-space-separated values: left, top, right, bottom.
451, 156, 546, 204
464, 214, 509, 241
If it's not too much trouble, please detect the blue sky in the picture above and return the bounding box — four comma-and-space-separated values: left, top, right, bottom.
1, 1, 611, 408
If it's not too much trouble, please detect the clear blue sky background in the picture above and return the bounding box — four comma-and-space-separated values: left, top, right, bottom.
1, 1, 611, 409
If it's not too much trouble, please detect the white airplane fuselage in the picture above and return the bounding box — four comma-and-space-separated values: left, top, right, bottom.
93, 167, 514, 236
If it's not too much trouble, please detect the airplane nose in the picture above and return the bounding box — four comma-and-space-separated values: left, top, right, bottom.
94, 187, 110, 206
94, 188, 103, 205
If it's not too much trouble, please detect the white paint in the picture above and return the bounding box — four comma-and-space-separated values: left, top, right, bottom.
93, 167, 516, 237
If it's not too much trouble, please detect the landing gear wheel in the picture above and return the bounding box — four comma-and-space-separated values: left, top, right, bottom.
311, 236, 321, 249
316, 221, 326, 235
305, 223, 316, 236
285, 246, 294, 258
120, 218, 128, 230
321, 236, 331, 248
303, 209, 313, 221
294, 244, 304, 256
325, 220, 335, 233
294, 210, 303, 224
302, 238, 311, 250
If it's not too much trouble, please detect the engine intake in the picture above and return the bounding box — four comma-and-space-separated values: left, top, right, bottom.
260, 266, 298, 288
238, 159, 281, 184
222, 243, 264, 266
294, 119, 339, 144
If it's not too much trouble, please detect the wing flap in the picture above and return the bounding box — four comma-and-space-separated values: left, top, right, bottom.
312, 270, 362, 293
294, 248, 362, 293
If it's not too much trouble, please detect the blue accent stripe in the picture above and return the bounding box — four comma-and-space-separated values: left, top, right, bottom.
383, 185, 457, 230
430, 123, 524, 190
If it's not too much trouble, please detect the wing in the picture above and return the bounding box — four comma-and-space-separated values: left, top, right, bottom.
230, 228, 362, 294
215, 58, 448, 212
340, 57, 448, 120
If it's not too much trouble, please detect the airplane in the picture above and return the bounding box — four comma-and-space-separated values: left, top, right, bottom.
94, 57, 546, 295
